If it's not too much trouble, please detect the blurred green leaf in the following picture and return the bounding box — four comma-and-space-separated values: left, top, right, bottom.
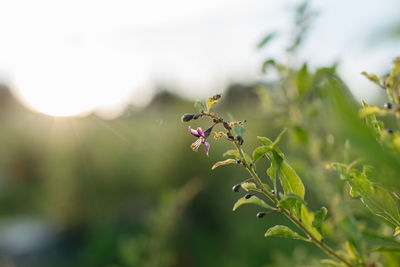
359, 106, 388, 118
264, 225, 308, 241
296, 63, 312, 97
211, 159, 237, 170
257, 32, 276, 49
320, 259, 341, 266
336, 165, 400, 228
394, 226, 400, 237
371, 246, 400, 253
194, 100, 206, 112
361, 71, 384, 88
232, 196, 274, 211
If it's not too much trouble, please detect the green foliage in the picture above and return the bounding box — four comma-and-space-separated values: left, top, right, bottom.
257, 32, 276, 49
264, 225, 308, 242
211, 159, 237, 170
232, 196, 274, 211
194, 100, 206, 111
332, 163, 400, 229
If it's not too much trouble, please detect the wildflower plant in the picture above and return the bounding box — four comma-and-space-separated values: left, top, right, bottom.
181, 94, 354, 267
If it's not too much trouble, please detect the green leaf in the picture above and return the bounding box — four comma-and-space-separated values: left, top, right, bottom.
277, 192, 305, 218
320, 259, 341, 266
264, 225, 308, 242
359, 106, 388, 118
232, 196, 274, 211
194, 101, 206, 112
312, 207, 328, 230
252, 146, 272, 162
241, 182, 257, 192
361, 71, 384, 88
296, 63, 312, 97
394, 226, 400, 237
272, 128, 287, 147
228, 113, 245, 137
344, 167, 400, 227
266, 152, 277, 192
257, 32, 276, 49
223, 149, 240, 158
261, 59, 280, 73
371, 246, 400, 253
222, 149, 252, 164
271, 150, 305, 199
301, 205, 323, 241
211, 159, 237, 170
257, 136, 273, 146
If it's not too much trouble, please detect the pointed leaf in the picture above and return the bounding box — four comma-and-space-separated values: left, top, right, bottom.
211, 159, 237, 170
257, 32, 276, 49
272, 128, 287, 147
361, 71, 384, 88
264, 225, 308, 241
223, 149, 252, 165
252, 146, 272, 162
232, 196, 274, 211
271, 150, 305, 199
312, 207, 328, 230
257, 136, 273, 146
194, 101, 206, 112
301, 204, 323, 241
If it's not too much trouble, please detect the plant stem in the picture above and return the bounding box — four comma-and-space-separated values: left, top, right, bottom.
233, 142, 354, 267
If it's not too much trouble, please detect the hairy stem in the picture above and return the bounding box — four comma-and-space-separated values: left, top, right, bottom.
233, 142, 354, 267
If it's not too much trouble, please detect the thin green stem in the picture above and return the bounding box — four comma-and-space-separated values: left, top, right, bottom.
233, 142, 354, 267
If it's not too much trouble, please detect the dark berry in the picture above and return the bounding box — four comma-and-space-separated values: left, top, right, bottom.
227, 134, 235, 141
384, 102, 393, 109
223, 121, 232, 130
232, 184, 241, 192
236, 159, 242, 164
244, 193, 253, 199
388, 129, 394, 134
181, 113, 194, 122
237, 136, 244, 145
256, 212, 267, 218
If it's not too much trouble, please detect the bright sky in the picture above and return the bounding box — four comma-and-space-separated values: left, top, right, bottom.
0, 0, 398, 118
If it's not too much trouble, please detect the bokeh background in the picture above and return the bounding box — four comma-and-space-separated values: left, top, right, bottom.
0, 0, 399, 266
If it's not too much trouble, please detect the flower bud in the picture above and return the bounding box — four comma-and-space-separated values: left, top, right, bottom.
223, 121, 232, 130
244, 193, 253, 199
256, 212, 267, 218
227, 134, 235, 141
181, 113, 195, 122
193, 114, 200, 120
237, 136, 244, 145
384, 102, 393, 109
387, 128, 394, 134
212, 94, 221, 100
236, 159, 242, 164
232, 184, 241, 192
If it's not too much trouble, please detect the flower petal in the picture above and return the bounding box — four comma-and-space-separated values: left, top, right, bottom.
197, 128, 206, 138
204, 141, 210, 156
189, 126, 200, 137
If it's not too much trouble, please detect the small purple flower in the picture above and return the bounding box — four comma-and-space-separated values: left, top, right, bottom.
189, 126, 213, 156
